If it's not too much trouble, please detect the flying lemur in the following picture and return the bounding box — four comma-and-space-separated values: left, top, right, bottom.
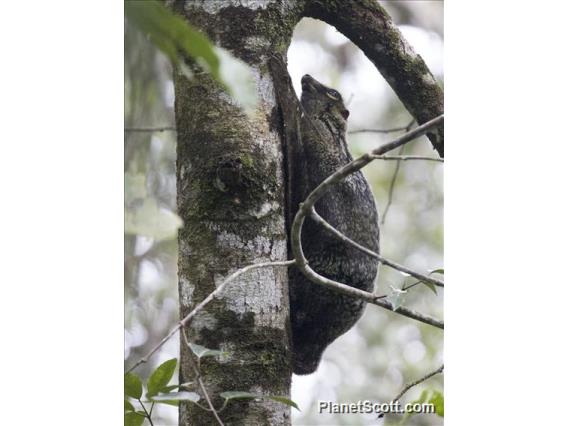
276, 69, 381, 374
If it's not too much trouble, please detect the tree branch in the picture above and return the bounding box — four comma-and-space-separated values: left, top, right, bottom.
181, 328, 225, 426
394, 364, 444, 404
138, 398, 155, 426
349, 119, 414, 135
310, 209, 443, 288
294, 252, 444, 328
304, 0, 444, 156
372, 155, 444, 163
126, 260, 296, 373
381, 144, 405, 224
372, 120, 417, 224
378, 364, 444, 418
124, 126, 177, 132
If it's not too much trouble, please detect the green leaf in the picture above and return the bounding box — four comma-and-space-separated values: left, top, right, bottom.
159, 384, 181, 393
124, 411, 145, 426
423, 281, 438, 295
220, 391, 258, 401
124, 399, 135, 412
125, 0, 220, 79
125, 197, 183, 241
125, 1, 258, 116
429, 390, 444, 417
147, 358, 177, 397
220, 392, 300, 411
150, 391, 201, 407
429, 268, 444, 275
124, 372, 143, 399
188, 342, 226, 359
266, 395, 300, 411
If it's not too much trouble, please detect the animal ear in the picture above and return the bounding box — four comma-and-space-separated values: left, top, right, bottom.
341, 109, 350, 120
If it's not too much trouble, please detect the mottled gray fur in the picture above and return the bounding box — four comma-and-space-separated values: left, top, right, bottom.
289, 75, 380, 374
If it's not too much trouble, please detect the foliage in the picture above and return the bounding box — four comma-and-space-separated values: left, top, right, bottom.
125, 353, 299, 425
125, 0, 257, 114
188, 342, 227, 360
125, 0, 220, 78
429, 390, 444, 417
125, 372, 143, 399
125, 359, 197, 424
147, 358, 177, 397
220, 391, 300, 411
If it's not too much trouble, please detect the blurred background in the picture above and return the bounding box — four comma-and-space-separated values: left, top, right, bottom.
125, 1, 443, 424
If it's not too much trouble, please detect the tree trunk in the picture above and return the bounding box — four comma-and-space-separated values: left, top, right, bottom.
174, 2, 300, 425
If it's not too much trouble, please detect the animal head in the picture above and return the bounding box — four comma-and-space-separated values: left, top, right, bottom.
300, 74, 349, 125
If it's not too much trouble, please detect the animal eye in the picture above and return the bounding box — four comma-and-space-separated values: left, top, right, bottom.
326, 90, 341, 101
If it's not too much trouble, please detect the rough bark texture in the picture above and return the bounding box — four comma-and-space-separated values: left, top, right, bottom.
303, 0, 445, 157
174, 1, 301, 425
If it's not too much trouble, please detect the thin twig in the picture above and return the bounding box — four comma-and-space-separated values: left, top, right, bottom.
290, 115, 444, 329
182, 329, 225, 426
137, 398, 155, 426
373, 279, 425, 300
308, 209, 443, 328
124, 126, 177, 132
372, 155, 444, 163
378, 364, 444, 418
126, 260, 296, 373
349, 119, 415, 135
310, 210, 443, 288
377, 119, 417, 224
394, 365, 444, 403
381, 144, 405, 225
401, 280, 425, 292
